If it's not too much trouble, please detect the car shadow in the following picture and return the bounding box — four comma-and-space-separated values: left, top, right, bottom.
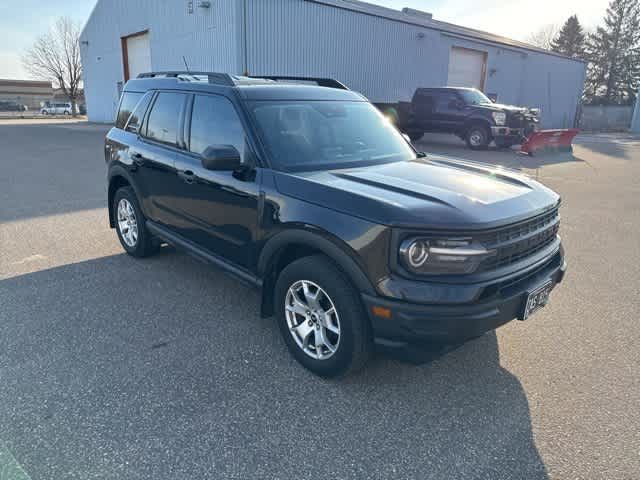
0, 251, 548, 479
573, 133, 639, 160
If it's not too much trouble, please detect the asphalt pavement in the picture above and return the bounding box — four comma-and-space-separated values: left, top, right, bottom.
1, 120, 638, 479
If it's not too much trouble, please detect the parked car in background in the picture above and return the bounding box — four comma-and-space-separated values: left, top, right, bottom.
106, 72, 566, 377
41, 102, 73, 115
0, 100, 28, 112
385, 87, 540, 150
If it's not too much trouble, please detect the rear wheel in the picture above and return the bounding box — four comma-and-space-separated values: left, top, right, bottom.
466, 124, 491, 150
275, 255, 373, 377
113, 186, 159, 258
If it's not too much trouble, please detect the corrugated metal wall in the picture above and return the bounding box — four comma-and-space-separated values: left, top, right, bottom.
80, 0, 242, 122
245, 0, 441, 104
81, 0, 586, 128
245, 0, 586, 128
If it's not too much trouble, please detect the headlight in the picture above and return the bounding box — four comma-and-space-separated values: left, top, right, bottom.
399, 238, 495, 275
492, 112, 506, 125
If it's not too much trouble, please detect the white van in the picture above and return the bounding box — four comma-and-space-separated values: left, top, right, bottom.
41, 102, 73, 115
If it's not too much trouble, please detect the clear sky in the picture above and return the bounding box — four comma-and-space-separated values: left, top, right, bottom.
0, 0, 609, 80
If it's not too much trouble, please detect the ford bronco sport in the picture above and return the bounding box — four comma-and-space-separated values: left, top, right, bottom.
106, 72, 566, 377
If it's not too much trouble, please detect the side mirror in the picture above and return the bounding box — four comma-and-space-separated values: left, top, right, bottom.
201, 145, 242, 171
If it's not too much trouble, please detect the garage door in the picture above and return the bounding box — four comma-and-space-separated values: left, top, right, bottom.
447, 46, 487, 90
123, 31, 151, 81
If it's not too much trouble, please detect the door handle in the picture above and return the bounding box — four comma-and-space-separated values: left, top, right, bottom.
130, 152, 146, 167
178, 170, 195, 184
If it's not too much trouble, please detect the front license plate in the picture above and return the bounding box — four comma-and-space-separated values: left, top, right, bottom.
522, 281, 553, 320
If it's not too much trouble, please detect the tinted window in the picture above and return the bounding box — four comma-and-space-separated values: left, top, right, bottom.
251, 101, 415, 171
125, 91, 153, 133
459, 89, 492, 105
116, 92, 143, 129
189, 95, 247, 159
414, 90, 434, 107
145, 92, 186, 146
436, 92, 460, 109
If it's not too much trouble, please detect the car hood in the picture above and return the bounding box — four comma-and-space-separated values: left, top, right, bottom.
476, 103, 534, 115
273, 155, 560, 229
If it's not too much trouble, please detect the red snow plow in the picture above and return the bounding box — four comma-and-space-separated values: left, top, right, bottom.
520, 129, 580, 156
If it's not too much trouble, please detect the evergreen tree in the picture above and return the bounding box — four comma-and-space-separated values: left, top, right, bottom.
551, 15, 586, 58
585, 0, 640, 104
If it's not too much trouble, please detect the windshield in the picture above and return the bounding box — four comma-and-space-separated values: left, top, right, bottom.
459, 89, 492, 105
250, 101, 416, 171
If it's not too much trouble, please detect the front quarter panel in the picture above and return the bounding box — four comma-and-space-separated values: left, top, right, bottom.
257, 170, 391, 290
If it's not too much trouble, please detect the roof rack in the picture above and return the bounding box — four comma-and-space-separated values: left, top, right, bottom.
136, 72, 350, 90
248, 75, 349, 90
137, 71, 235, 86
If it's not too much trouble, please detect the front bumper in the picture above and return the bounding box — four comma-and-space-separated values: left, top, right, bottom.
491, 126, 523, 137
362, 252, 566, 347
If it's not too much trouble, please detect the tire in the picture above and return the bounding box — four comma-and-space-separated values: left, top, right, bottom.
274, 255, 373, 378
408, 131, 424, 142
113, 186, 159, 258
466, 124, 491, 150
64, 110, 70, 115
42, 110, 48, 115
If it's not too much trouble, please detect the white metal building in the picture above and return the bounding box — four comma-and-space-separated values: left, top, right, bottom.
80, 0, 587, 128
632, 93, 640, 133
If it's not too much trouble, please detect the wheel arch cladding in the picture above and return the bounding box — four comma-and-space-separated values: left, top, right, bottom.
108, 176, 130, 227
465, 118, 492, 134
107, 167, 142, 228
257, 229, 376, 317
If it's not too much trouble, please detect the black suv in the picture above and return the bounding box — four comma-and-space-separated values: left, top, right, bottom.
106, 72, 566, 377
391, 87, 539, 150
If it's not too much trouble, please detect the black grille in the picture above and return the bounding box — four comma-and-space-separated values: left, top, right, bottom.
507, 112, 537, 129
507, 113, 526, 129
477, 207, 560, 271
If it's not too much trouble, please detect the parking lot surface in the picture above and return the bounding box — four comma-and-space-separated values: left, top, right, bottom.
1, 120, 639, 479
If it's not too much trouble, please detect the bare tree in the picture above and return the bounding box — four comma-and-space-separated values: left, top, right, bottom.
525, 24, 561, 50
23, 17, 82, 115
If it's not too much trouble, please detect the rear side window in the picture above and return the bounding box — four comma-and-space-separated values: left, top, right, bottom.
145, 92, 186, 146
414, 90, 434, 108
125, 92, 153, 133
116, 92, 143, 129
188, 94, 247, 160
436, 92, 459, 109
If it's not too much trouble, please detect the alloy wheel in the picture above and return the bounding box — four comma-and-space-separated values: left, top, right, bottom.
284, 280, 341, 360
117, 198, 138, 247
469, 130, 484, 147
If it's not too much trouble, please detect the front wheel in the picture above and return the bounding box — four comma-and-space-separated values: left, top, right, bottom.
466, 125, 491, 150
275, 255, 373, 377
